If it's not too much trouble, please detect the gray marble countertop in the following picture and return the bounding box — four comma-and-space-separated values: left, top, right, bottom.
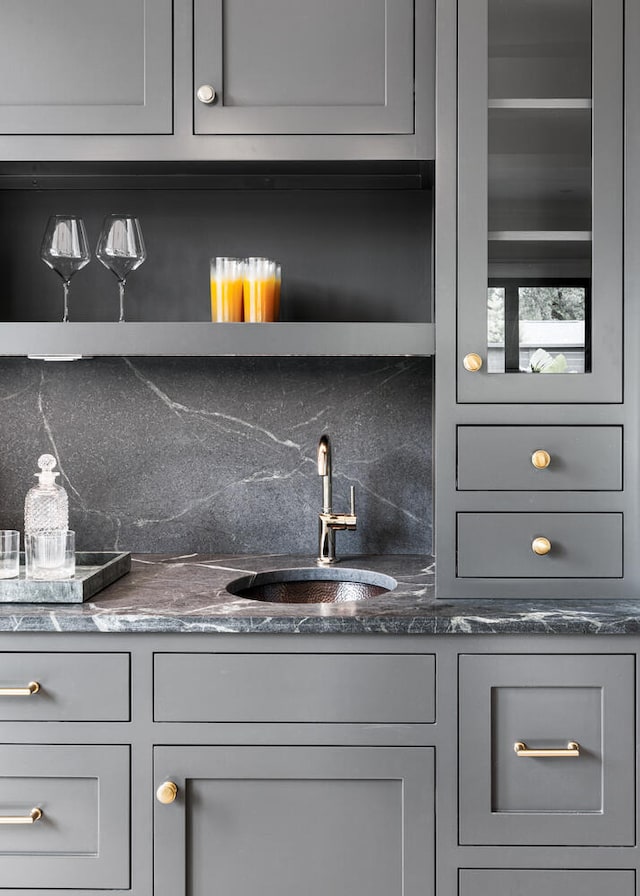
0, 553, 639, 634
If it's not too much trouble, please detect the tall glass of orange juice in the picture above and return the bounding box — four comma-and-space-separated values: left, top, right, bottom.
210, 257, 244, 322
243, 257, 277, 322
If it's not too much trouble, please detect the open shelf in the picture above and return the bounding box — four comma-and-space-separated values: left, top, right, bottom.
4, 322, 435, 359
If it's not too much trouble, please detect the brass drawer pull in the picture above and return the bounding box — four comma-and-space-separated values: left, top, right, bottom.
531, 449, 551, 469
531, 536, 551, 556
0, 682, 40, 696
0, 807, 42, 824
514, 741, 580, 758
156, 781, 178, 804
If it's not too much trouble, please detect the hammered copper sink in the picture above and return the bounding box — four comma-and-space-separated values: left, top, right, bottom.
226, 568, 398, 604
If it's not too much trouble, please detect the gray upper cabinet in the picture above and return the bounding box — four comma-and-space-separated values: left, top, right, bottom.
0, 0, 172, 135
193, 0, 415, 136
456, 0, 623, 403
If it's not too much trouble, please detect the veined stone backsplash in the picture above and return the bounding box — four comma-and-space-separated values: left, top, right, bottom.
0, 357, 432, 556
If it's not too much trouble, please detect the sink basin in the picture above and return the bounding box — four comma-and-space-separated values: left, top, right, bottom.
226, 568, 397, 604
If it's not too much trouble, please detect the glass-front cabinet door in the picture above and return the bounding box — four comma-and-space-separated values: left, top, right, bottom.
457, 0, 622, 403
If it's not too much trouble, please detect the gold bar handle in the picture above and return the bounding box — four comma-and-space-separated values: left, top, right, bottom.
0, 807, 42, 824
0, 682, 40, 696
514, 741, 580, 758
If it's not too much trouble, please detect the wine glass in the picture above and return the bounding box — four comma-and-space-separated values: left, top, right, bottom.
40, 215, 90, 322
96, 215, 146, 322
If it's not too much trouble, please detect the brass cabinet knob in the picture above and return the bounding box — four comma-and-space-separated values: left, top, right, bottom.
531, 536, 552, 556
156, 781, 178, 804
531, 449, 551, 470
196, 84, 216, 104
462, 352, 483, 372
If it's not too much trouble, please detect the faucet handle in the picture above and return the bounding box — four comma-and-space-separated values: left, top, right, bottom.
349, 485, 356, 516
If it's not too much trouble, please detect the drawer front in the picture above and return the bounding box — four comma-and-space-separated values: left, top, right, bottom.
154, 653, 435, 723
0, 743, 129, 888
0, 653, 129, 721
459, 654, 635, 846
460, 870, 635, 896
457, 512, 622, 578
457, 425, 622, 491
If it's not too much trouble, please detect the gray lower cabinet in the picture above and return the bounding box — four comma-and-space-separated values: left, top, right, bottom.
154, 745, 434, 896
153, 651, 436, 722
0, 0, 172, 135
0, 743, 129, 889
193, 0, 417, 136
458, 653, 635, 846
1, 633, 636, 895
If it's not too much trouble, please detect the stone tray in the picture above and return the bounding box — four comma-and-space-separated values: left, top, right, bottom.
0, 552, 131, 603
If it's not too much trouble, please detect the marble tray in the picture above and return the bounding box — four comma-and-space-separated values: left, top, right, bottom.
0, 552, 131, 603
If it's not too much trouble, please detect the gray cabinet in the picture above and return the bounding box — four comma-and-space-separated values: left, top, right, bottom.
193, 0, 415, 137
154, 745, 434, 896
0, 0, 172, 135
153, 651, 436, 722
456, 0, 623, 404
434, 0, 629, 600
0, 744, 130, 889
458, 653, 635, 846
0, 0, 433, 157
0, 631, 635, 896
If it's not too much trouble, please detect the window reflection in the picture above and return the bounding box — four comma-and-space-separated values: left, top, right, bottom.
487, 280, 589, 373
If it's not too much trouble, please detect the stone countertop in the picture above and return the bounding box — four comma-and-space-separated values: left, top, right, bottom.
0, 553, 639, 634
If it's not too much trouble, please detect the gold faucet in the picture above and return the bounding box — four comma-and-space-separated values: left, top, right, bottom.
317, 434, 357, 564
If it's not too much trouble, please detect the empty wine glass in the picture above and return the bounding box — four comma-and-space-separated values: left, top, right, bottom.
40, 215, 90, 322
96, 215, 146, 322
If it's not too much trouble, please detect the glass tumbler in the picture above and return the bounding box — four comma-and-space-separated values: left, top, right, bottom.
25, 531, 75, 581
210, 257, 244, 322
243, 257, 277, 322
0, 530, 19, 579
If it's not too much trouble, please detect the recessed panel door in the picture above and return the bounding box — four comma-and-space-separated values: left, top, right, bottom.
154, 746, 434, 896
459, 654, 635, 845
0, 0, 172, 134
193, 0, 415, 135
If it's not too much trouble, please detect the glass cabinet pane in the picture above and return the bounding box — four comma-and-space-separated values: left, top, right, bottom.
486, 0, 592, 376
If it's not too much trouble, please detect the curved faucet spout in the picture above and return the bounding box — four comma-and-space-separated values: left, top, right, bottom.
317, 434, 332, 513
316, 434, 356, 564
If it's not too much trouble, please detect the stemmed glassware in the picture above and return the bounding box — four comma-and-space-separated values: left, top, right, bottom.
96, 215, 146, 322
40, 215, 90, 322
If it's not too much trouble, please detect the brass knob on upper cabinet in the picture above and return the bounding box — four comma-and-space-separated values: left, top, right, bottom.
531, 449, 551, 470
462, 352, 483, 372
196, 84, 216, 104
156, 781, 178, 804
531, 536, 552, 556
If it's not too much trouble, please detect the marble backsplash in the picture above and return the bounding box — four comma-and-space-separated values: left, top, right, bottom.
0, 357, 432, 556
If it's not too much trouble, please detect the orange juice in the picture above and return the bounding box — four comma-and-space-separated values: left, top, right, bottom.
210, 276, 243, 321
243, 275, 276, 322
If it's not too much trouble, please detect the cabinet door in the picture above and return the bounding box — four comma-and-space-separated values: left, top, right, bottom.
193, 0, 415, 135
459, 654, 635, 846
154, 746, 434, 896
457, 0, 622, 402
0, 0, 172, 134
